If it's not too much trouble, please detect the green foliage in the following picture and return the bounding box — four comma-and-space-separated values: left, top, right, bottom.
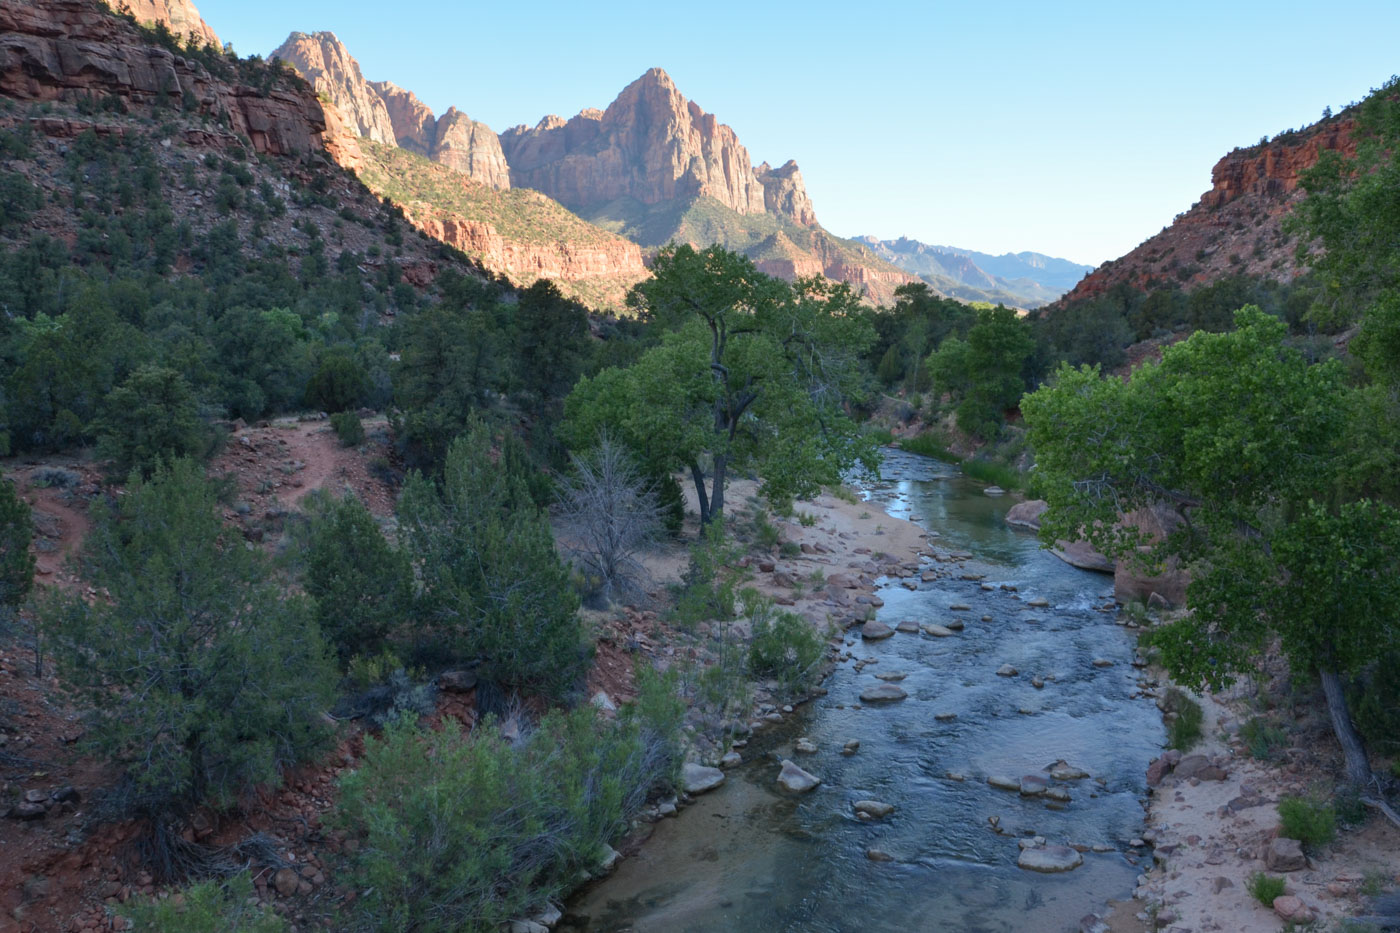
564, 245, 876, 525
898, 431, 960, 463
0, 475, 35, 617
93, 365, 209, 477
961, 458, 1021, 490
304, 494, 411, 668
1240, 716, 1289, 760
305, 352, 369, 413
330, 410, 365, 447
398, 422, 586, 697
119, 873, 288, 932
672, 520, 745, 627
41, 460, 337, 828
1277, 795, 1337, 848
1247, 872, 1287, 907
1165, 688, 1204, 751
927, 306, 1035, 439
1351, 651, 1400, 757
748, 593, 826, 698
336, 705, 675, 932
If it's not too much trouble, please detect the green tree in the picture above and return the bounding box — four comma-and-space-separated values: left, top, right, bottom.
42, 460, 337, 871
398, 421, 585, 697
304, 350, 369, 413
1023, 307, 1397, 794
564, 245, 875, 525
927, 305, 1035, 439
0, 475, 34, 619
304, 493, 412, 667
94, 365, 209, 477
515, 278, 591, 403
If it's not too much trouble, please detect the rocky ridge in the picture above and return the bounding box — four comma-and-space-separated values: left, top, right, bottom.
857, 235, 1093, 308
269, 31, 395, 144
1057, 114, 1356, 306
100, 0, 220, 49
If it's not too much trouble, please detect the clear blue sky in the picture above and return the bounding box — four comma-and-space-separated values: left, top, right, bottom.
198, 0, 1398, 267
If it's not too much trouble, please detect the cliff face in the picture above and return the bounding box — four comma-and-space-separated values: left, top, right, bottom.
371, 80, 436, 154
269, 31, 395, 144
430, 108, 511, 190
756, 160, 817, 227
499, 68, 776, 215
2, 1, 326, 158
100, 0, 219, 49
1058, 117, 1356, 305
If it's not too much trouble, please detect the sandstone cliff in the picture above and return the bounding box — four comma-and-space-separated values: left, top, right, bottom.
756, 160, 817, 227
270, 31, 395, 144
3, 0, 326, 158
372, 79, 436, 154
430, 107, 511, 190
1058, 115, 1356, 305
101, 0, 219, 49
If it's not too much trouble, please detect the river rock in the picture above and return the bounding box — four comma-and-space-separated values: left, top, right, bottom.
866, 848, 894, 862
949, 602, 972, 611
842, 740, 861, 755
983, 486, 1005, 496
987, 775, 1020, 792
944, 618, 965, 630
719, 751, 742, 768
777, 759, 821, 793
1272, 895, 1315, 924
1045, 786, 1072, 802
1265, 836, 1308, 872
794, 737, 818, 754
1050, 540, 1115, 573
1091, 658, 1114, 668
1017, 845, 1083, 873
1005, 499, 1048, 529
1019, 774, 1049, 796
1049, 761, 1090, 781
682, 763, 726, 795
921, 623, 954, 637
934, 711, 957, 721
861, 621, 894, 640
827, 573, 859, 589
873, 670, 907, 681
895, 620, 920, 633
853, 800, 895, 819
996, 664, 1018, 677
860, 683, 908, 702
1027, 597, 1050, 608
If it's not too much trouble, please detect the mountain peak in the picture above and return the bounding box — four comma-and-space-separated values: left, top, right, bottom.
101, 0, 220, 48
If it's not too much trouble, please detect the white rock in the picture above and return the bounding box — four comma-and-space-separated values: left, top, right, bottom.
1017, 845, 1084, 873
776, 759, 821, 793
682, 763, 726, 795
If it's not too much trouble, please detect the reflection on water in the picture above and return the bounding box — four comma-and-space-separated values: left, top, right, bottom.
567, 450, 1164, 933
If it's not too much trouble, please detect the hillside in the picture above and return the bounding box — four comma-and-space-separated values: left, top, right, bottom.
1056, 112, 1356, 306
356, 140, 647, 308
856, 236, 1091, 308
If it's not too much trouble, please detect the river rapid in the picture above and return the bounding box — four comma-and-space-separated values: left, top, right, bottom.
566, 449, 1165, 933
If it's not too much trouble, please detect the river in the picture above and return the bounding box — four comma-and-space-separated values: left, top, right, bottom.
566, 449, 1164, 932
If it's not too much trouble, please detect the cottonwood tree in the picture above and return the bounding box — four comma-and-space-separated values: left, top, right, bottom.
1023, 308, 1400, 813
563, 245, 876, 525
554, 436, 664, 607
43, 460, 337, 875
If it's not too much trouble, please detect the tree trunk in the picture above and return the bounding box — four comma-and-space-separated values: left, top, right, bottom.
710, 454, 727, 524
690, 462, 710, 526
1319, 669, 1372, 786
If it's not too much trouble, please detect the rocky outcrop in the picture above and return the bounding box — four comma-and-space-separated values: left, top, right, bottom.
413, 207, 645, 285
1, 1, 326, 158
499, 68, 770, 215
101, 0, 219, 49
755, 160, 816, 226
270, 32, 395, 144
430, 107, 510, 190
371, 80, 435, 154
1057, 115, 1356, 306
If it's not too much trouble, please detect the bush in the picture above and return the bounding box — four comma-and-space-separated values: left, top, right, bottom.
94, 365, 209, 476
119, 873, 287, 932
1352, 652, 1400, 757
1247, 872, 1286, 907
672, 521, 743, 628
747, 592, 826, 699
961, 458, 1021, 490
41, 460, 337, 865
330, 411, 365, 447
305, 352, 369, 413
336, 706, 675, 932
1278, 795, 1337, 848
899, 431, 960, 463
1165, 688, 1204, 751
304, 494, 411, 667
0, 476, 35, 618
1240, 716, 1289, 760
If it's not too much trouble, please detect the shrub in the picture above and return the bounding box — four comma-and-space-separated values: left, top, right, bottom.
330, 410, 365, 447
748, 592, 826, 699
41, 460, 337, 870
1247, 872, 1286, 907
752, 510, 781, 551
336, 706, 675, 932
1164, 687, 1204, 751
0, 476, 35, 618
672, 521, 743, 628
1278, 795, 1337, 848
304, 494, 411, 667
94, 365, 209, 477
119, 873, 287, 932
961, 458, 1021, 490
305, 352, 369, 413
899, 432, 960, 463
1240, 716, 1289, 760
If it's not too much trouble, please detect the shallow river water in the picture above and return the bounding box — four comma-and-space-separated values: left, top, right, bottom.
566, 450, 1165, 933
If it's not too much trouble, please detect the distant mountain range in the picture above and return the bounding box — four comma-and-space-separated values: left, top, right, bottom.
855, 236, 1094, 308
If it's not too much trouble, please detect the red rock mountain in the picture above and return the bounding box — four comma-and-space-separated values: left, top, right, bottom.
269, 31, 395, 144
499, 68, 812, 226
100, 0, 220, 49
1058, 114, 1356, 305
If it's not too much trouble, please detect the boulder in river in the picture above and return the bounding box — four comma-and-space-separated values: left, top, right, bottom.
860, 621, 894, 640
921, 623, 954, 637
1019, 774, 1049, 796
860, 683, 908, 702
682, 763, 726, 795
873, 670, 907, 682
944, 617, 965, 630
853, 800, 895, 819
1005, 499, 1048, 529
949, 602, 972, 611
1051, 539, 1115, 573
895, 620, 920, 633
996, 664, 1019, 677
794, 737, 818, 754
776, 759, 821, 793
1017, 845, 1083, 873
987, 775, 1020, 792
1048, 761, 1090, 781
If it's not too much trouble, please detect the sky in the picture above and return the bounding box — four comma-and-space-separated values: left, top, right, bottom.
197, 0, 1400, 267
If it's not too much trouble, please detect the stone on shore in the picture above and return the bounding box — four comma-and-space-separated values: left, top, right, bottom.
1272, 895, 1315, 924
1265, 836, 1308, 872
682, 763, 726, 795
777, 759, 821, 793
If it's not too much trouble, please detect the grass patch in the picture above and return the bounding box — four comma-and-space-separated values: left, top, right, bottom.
1247, 872, 1287, 906
1278, 794, 1337, 848
898, 432, 959, 462
1240, 716, 1289, 760
1164, 687, 1204, 751
961, 458, 1021, 490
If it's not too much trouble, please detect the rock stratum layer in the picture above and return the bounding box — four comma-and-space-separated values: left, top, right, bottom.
100, 0, 219, 49
1058, 115, 1356, 306
3, 0, 326, 159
